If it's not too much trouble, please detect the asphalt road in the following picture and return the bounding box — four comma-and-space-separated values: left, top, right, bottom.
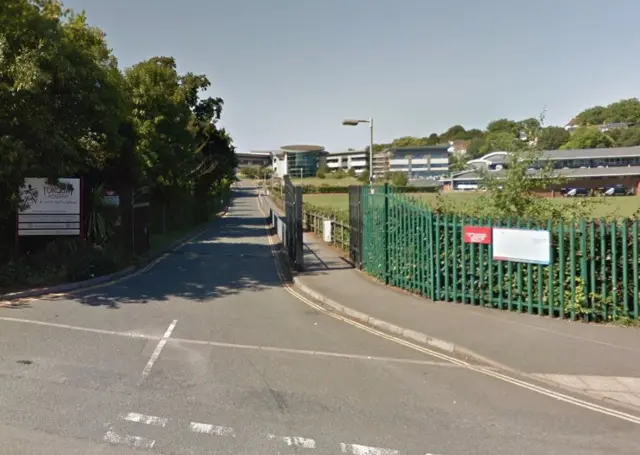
1, 186, 639, 455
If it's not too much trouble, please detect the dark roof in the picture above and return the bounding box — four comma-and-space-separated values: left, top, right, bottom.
476, 147, 640, 162
280, 144, 325, 153
236, 151, 272, 158
442, 165, 640, 181
540, 146, 640, 160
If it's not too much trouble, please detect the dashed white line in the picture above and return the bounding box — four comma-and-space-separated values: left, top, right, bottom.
103, 430, 155, 449
267, 433, 316, 448
340, 443, 399, 455
121, 412, 168, 427
141, 319, 177, 379
190, 422, 236, 436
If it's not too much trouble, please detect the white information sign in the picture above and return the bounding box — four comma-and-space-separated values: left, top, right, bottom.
18, 178, 81, 237
492, 227, 551, 265
20, 178, 80, 214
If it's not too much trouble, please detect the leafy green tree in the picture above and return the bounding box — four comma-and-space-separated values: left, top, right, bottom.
347, 167, 357, 177
486, 118, 519, 136
125, 57, 194, 191
607, 126, 640, 147
480, 131, 519, 154
465, 129, 485, 140
465, 138, 486, 159
561, 128, 614, 149
358, 169, 370, 183
391, 136, 428, 148
440, 125, 467, 141
538, 126, 571, 150
0, 0, 128, 221
575, 98, 640, 125
425, 133, 440, 145
390, 171, 408, 187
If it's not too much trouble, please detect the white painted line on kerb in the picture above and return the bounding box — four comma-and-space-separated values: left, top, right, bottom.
190, 422, 236, 437
103, 431, 155, 449
340, 443, 398, 455
141, 319, 177, 379
267, 434, 316, 448
121, 412, 168, 427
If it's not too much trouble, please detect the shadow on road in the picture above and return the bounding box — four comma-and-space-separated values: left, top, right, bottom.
52, 190, 296, 308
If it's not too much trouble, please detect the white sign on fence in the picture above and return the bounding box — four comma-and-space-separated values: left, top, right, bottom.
492, 227, 551, 265
18, 178, 81, 236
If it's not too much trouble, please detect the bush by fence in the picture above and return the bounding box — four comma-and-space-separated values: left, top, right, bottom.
359, 186, 639, 322
292, 184, 640, 323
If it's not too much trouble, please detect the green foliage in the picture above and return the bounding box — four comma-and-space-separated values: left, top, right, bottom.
575, 98, 640, 126
358, 169, 370, 183
347, 167, 357, 177
390, 171, 408, 187
241, 167, 259, 178
561, 128, 614, 150
0, 0, 236, 291
538, 126, 571, 150
333, 169, 347, 179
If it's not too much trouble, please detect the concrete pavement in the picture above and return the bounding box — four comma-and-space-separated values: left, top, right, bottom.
1, 186, 640, 454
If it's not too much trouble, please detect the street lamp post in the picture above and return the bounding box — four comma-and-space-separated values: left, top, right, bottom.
342, 118, 374, 185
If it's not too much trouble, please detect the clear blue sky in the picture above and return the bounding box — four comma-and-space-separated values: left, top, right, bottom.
65, 0, 639, 153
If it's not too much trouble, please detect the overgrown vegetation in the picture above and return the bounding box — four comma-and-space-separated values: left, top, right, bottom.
0, 0, 237, 293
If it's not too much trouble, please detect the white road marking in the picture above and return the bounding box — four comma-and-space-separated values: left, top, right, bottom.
267, 433, 316, 448
141, 319, 177, 379
0, 316, 469, 369
103, 430, 155, 449
190, 422, 236, 436
121, 412, 168, 427
340, 442, 398, 455
0, 316, 159, 340
256, 194, 640, 426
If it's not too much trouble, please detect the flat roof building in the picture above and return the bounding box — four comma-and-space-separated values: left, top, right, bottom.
441, 146, 640, 193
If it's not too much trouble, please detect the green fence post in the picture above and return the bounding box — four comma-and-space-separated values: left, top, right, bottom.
383, 183, 390, 286
611, 219, 618, 320
621, 219, 629, 318
588, 219, 596, 320
579, 218, 588, 321
569, 221, 576, 321
452, 214, 458, 301
633, 219, 639, 319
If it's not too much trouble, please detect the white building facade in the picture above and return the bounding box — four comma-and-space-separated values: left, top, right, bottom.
325, 150, 369, 174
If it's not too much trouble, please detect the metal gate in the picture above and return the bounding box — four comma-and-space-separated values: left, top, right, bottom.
284, 175, 304, 270
348, 185, 363, 268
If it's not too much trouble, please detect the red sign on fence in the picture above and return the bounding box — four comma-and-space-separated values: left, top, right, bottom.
463, 226, 492, 244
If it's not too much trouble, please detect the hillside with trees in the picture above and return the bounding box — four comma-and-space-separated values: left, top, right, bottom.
0, 0, 237, 291
367, 98, 640, 162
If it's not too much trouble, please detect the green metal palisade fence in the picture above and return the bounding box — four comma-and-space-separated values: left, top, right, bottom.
361, 184, 640, 322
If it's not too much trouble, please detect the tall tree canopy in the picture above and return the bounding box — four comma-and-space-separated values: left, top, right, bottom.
0, 0, 236, 225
